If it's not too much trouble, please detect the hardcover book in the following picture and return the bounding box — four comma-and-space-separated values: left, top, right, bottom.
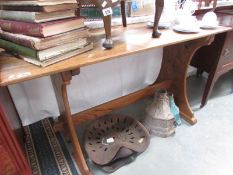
21, 43, 93, 67
0, 38, 88, 61
0, 0, 77, 6
0, 28, 89, 50
1, 3, 78, 12
0, 9, 76, 23
0, 17, 85, 37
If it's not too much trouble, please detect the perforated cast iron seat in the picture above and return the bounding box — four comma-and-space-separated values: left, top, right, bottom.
84, 114, 150, 165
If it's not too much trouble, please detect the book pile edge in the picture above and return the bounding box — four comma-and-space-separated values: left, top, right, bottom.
0, 0, 93, 67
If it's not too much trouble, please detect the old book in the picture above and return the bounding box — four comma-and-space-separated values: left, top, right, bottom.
0, 28, 89, 50
0, 0, 77, 6
0, 10, 76, 23
1, 3, 78, 12
0, 17, 85, 37
21, 43, 93, 67
0, 38, 87, 61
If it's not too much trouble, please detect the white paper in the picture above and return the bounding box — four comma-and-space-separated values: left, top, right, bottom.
102, 1, 107, 8
102, 7, 113, 16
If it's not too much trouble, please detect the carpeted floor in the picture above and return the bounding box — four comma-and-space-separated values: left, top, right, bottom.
24, 118, 79, 175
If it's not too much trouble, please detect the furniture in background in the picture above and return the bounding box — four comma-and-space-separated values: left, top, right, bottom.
191, 11, 233, 107
0, 87, 32, 175
191, 31, 233, 107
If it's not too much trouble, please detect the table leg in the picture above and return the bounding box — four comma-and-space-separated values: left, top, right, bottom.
103, 15, 113, 49
121, 0, 127, 27
201, 72, 220, 108
51, 71, 91, 175
156, 36, 215, 125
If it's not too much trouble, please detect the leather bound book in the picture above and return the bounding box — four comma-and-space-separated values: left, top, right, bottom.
0, 27, 89, 50
0, 17, 85, 37
1, 3, 78, 12
21, 43, 94, 67
0, 0, 77, 6
0, 9, 76, 23
0, 38, 88, 61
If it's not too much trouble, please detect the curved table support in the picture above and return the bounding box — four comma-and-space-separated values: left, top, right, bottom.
51, 71, 91, 175
156, 36, 215, 125
51, 35, 216, 175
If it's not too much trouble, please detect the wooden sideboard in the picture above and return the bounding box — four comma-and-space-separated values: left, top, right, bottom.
0, 87, 32, 175
191, 13, 233, 107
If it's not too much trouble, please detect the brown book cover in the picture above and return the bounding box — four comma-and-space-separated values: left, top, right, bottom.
1, 3, 78, 12
21, 43, 94, 67
0, 17, 85, 37
0, 9, 76, 23
0, 0, 77, 6
0, 27, 89, 50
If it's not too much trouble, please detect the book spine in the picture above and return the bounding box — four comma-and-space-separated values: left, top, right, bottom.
0, 11, 36, 23
2, 5, 43, 12
0, 19, 44, 37
0, 39, 37, 59
0, 32, 36, 49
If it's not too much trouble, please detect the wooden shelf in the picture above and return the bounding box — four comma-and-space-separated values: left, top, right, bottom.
0, 23, 231, 86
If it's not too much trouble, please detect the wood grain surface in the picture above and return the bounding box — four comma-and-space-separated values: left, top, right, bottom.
0, 23, 231, 86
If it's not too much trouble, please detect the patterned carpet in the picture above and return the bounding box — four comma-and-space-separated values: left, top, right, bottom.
24, 118, 79, 175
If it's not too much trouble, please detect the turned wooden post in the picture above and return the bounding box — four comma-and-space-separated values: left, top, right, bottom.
80, 0, 127, 49
80, 0, 165, 47
152, 0, 164, 38
156, 36, 215, 125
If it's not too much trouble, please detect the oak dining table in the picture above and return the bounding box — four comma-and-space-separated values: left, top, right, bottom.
0, 21, 231, 175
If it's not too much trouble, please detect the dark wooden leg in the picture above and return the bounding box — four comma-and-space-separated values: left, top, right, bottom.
156, 36, 215, 125
76, 0, 81, 16
51, 70, 91, 175
102, 15, 113, 49
190, 33, 226, 108
200, 72, 220, 108
196, 69, 204, 78
152, 0, 164, 38
121, 0, 127, 27
127, 1, 132, 17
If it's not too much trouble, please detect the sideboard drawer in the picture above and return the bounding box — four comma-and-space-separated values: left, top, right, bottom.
221, 31, 233, 65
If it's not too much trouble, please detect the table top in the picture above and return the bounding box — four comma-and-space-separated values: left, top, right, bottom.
0, 23, 231, 86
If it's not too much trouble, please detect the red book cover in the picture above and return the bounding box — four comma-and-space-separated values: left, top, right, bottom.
0, 17, 84, 37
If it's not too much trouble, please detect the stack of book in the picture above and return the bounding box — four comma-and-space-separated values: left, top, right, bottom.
0, 0, 93, 67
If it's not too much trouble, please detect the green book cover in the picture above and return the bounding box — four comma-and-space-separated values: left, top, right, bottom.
80, 6, 122, 19
0, 39, 37, 59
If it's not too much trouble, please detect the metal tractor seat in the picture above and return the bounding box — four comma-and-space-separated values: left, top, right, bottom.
84, 114, 150, 165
